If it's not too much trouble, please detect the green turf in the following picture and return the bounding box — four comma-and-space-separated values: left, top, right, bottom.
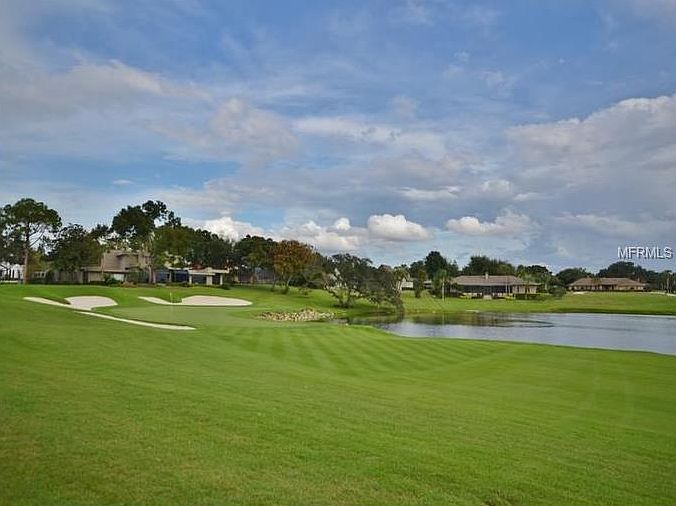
1, 284, 675, 505
402, 290, 676, 315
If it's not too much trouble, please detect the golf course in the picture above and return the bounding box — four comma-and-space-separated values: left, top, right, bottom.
1, 284, 675, 505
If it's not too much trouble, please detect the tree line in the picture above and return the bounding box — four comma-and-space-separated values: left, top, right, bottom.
2, 198, 674, 306
0, 198, 406, 309
404, 250, 675, 298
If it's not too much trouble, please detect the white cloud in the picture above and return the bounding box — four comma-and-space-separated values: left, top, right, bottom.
294, 116, 447, 159
1, 60, 207, 124
280, 220, 363, 252
506, 93, 676, 225
202, 215, 266, 241
367, 214, 432, 241
554, 213, 675, 239
513, 192, 544, 202
479, 179, 513, 198
446, 210, 535, 237
153, 98, 300, 166
332, 217, 351, 231
399, 186, 460, 201
112, 179, 133, 186
508, 93, 676, 183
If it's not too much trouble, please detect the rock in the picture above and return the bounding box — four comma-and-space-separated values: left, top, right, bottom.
259, 308, 335, 322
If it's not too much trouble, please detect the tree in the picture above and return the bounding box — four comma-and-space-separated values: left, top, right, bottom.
463, 255, 515, 276
324, 253, 372, 308
111, 200, 175, 282
658, 270, 674, 293
597, 261, 657, 283
2, 198, 61, 283
272, 240, 315, 293
152, 223, 194, 269
50, 224, 103, 280
235, 235, 276, 284
366, 265, 403, 310
186, 229, 234, 269
517, 264, 553, 292
0, 208, 22, 271
410, 260, 427, 298
392, 264, 409, 292
424, 251, 448, 279
556, 267, 591, 286
432, 268, 448, 299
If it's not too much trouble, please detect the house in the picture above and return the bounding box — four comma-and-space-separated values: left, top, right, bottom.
399, 279, 414, 290
0, 264, 23, 282
155, 266, 230, 286
451, 274, 539, 298
568, 277, 646, 291
79, 249, 152, 283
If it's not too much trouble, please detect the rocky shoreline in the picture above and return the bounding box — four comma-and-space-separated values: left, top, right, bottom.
259, 308, 335, 322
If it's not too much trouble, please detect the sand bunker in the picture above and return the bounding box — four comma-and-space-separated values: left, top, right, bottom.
139, 295, 252, 306
24, 296, 117, 311
24, 296, 195, 330
78, 312, 195, 330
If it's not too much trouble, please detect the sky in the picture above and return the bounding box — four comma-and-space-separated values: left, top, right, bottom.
1, 0, 675, 271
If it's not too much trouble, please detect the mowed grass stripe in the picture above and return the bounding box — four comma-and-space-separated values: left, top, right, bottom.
2, 284, 676, 506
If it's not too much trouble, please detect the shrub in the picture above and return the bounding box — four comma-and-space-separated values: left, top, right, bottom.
549, 285, 567, 299
102, 274, 121, 286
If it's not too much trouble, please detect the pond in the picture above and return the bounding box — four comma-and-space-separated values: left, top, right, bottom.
351, 312, 676, 355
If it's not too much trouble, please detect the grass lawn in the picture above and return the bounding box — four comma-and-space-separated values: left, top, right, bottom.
1, 284, 675, 505
402, 290, 676, 315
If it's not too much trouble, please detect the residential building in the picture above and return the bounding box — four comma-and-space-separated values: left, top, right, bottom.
155, 266, 230, 286
451, 274, 539, 298
0, 264, 23, 282
78, 249, 152, 283
568, 277, 646, 291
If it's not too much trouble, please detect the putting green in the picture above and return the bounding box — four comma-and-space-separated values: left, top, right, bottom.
139, 295, 252, 306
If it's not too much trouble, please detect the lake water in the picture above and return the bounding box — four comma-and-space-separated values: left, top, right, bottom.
353, 312, 676, 355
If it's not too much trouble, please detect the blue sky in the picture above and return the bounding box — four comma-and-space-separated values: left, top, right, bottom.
1, 0, 675, 271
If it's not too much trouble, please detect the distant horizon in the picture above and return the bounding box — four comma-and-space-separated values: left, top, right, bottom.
1, 0, 675, 272
3, 195, 673, 280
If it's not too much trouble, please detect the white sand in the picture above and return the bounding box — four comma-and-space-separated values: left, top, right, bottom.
24, 295, 195, 330
78, 312, 195, 330
24, 296, 117, 311
139, 295, 252, 306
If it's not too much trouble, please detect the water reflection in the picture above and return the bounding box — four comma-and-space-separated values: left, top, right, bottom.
351, 312, 676, 355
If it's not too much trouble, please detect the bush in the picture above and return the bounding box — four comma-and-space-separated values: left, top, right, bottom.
549, 285, 567, 299
102, 274, 121, 286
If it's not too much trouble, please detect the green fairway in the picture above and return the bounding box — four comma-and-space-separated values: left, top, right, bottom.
1, 284, 675, 505
402, 290, 676, 315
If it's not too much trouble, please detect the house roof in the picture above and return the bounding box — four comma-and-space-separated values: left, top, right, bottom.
452, 275, 539, 287
568, 277, 646, 287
